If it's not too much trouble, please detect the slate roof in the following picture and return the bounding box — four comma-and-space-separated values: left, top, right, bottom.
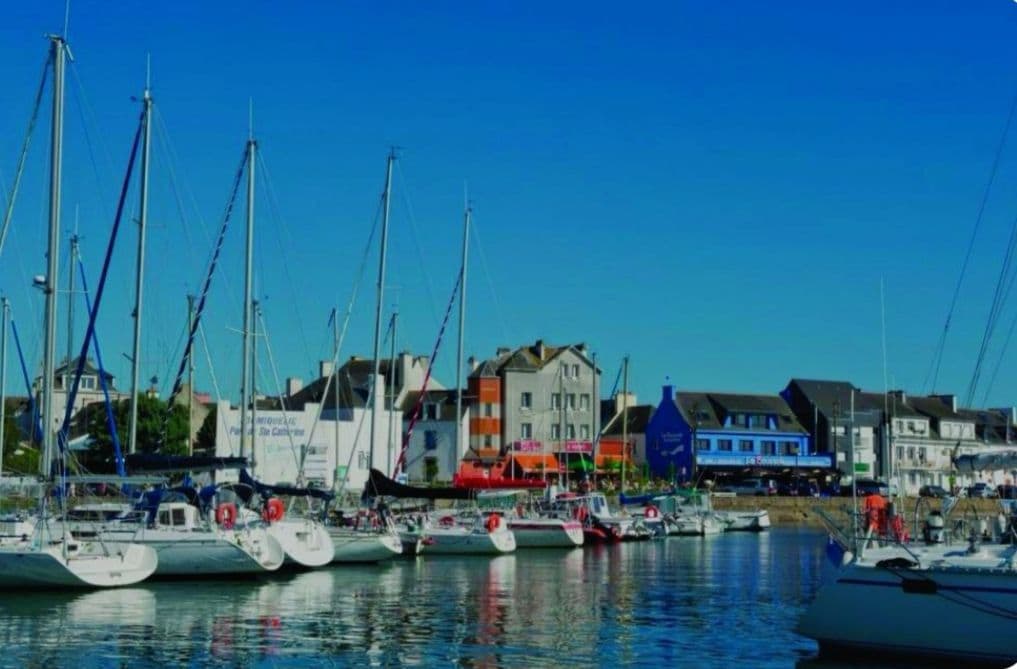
676, 391, 807, 434
401, 389, 468, 421
601, 405, 654, 436
468, 340, 597, 378
53, 356, 115, 382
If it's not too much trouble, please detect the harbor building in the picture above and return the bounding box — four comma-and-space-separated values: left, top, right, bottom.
34, 356, 126, 440
643, 384, 825, 482
462, 340, 601, 477
399, 388, 468, 483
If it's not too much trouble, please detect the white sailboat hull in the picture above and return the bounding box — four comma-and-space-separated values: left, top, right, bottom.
93, 526, 285, 576
671, 515, 725, 536
421, 526, 516, 555
717, 510, 770, 532
799, 548, 1017, 664
267, 518, 334, 568
328, 528, 402, 562
508, 518, 584, 548
0, 541, 158, 589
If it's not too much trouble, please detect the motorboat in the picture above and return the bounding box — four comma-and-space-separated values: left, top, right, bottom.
551, 492, 650, 542
420, 512, 516, 555
477, 490, 583, 548
715, 509, 771, 532
326, 508, 403, 563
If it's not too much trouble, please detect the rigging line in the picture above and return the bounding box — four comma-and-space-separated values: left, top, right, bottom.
255, 150, 314, 371
334, 368, 373, 497
150, 119, 197, 273
198, 320, 233, 456
0, 52, 50, 259
76, 254, 125, 476
394, 267, 463, 477
966, 207, 1017, 405
393, 160, 443, 319
925, 82, 1017, 393
58, 110, 144, 453
300, 197, 385, 470
67, 60, 117, 220
256, 307, 302, 476
164, 148, 248, 415
468, 212, 513, 346
980, 304, 1017, 406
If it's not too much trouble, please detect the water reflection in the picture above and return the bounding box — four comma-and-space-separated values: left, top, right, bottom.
0, 530, 842, 668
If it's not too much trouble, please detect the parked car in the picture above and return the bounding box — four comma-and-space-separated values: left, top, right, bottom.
777, 479, 819, 497
716, 478, 777, 496
844, 479, 889, 497
967, 482, 999, 499
997, 484, 1017, 500
918, 484, 949, 498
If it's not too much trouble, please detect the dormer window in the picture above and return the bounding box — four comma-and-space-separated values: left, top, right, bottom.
81, 376, 96, 390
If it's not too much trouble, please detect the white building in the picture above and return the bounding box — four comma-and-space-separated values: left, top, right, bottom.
399, 389, 469, 482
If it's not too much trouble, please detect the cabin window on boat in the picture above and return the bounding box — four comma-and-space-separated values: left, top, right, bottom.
718, 439, 733, 452
520, 392, 532, 409
739, 440, 753, 452
158, 511, 170, 526
520, 423, 532, 439
761, 440, 776, 455
172, 508, 186, 526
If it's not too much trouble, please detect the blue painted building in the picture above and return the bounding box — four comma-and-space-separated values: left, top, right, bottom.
645, 385, 829, 481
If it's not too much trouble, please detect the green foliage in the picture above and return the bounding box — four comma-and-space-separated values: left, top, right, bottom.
1, 402, 38, 475
195, 405, 217, 454
84, 395, 190, 471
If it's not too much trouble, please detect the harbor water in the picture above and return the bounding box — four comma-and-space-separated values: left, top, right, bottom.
0, 528, 946, 668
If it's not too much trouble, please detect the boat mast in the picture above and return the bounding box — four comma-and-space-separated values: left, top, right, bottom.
621, 355, 629, 493
387, 310, 398, 475
333, 306, 340, 486
0, 297, 8, 479
369, 150, 395, 472
128, 64, 152, 454
239, 120, 256, 460
454, 201, 470, 478
41, 35, 66, 476
251, 298, 259, 474
65, 220, 78, 376
558, 363, 565, 486
187, 294, 194, 455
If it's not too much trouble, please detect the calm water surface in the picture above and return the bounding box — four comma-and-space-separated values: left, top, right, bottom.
0, 529, 929, 668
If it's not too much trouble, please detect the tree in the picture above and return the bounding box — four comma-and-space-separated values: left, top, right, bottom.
84, 395, 190, 472
195, 404, 217, 454
2, 400, 38, 475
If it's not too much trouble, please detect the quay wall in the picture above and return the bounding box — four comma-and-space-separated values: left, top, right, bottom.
708, 495, 1007, 527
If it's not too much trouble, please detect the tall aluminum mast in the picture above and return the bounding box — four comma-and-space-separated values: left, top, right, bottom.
239, 130, 256, 459
128, 69, 152, 454
369, 150, 395, 472
41, 36, 66, 474
0, 297, 9, 478
454, 202, 470, 473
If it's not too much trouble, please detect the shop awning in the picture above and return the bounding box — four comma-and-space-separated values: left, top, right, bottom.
508, 454, 562, 473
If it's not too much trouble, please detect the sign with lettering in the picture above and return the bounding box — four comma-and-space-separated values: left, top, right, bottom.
513, 440, 543, 453
695, 454, 833, 469
565, 440, 593, 453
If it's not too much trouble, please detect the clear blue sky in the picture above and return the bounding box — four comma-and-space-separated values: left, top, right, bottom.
3, 1, 1017, 412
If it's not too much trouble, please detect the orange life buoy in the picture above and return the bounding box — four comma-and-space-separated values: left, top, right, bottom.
439, 515, 456, 527
645, 505, 660, 519
215, 502, 237, 530
262, 497, 285, 523
485, 513, 501, 533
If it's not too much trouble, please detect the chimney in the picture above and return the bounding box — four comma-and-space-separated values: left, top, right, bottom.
496, 346, 511, 356
576, 342, 587, 354
319, 360, 333, 379
889, 389, 907, 404
286, 377, 303, 397
468, 356, 478, 372
615, 391, 638, 415
535, 339, 545, 360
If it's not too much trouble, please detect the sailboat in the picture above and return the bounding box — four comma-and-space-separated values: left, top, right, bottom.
797, 448, 1017, 664
232, 128, 333, 570
0, 35, 157, 589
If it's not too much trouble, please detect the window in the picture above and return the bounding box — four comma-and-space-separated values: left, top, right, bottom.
695, 438, 710, 451
484, 434, 493, 448
561, 361, 569, 377
566, 394, 576, 410
779, 441, 796, 455
748, 414, 767, 429
520, 423, 532, 439
425, 430, 438, 451
761, 440, 777, 455
424, 457, 438, 482
895, 447, 903, 461
551, 424, 561, 440
918, 447, 926, 463
729, 413, 743, 427
739, 439, 753, 452
566, 424, 576, 439
579, 394, 590, 411
483, 403, 493, 418
520, 392, 532, 409
580, 425, 590, 440
907, 447, 915, 461
172, 508, 186, 526
424, 403, 438, 420
158, 511, 170, 526
81, 376, 96, 390
571, 364, 580, 378
551, 394, 561, 410
718, 439, 733, 452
